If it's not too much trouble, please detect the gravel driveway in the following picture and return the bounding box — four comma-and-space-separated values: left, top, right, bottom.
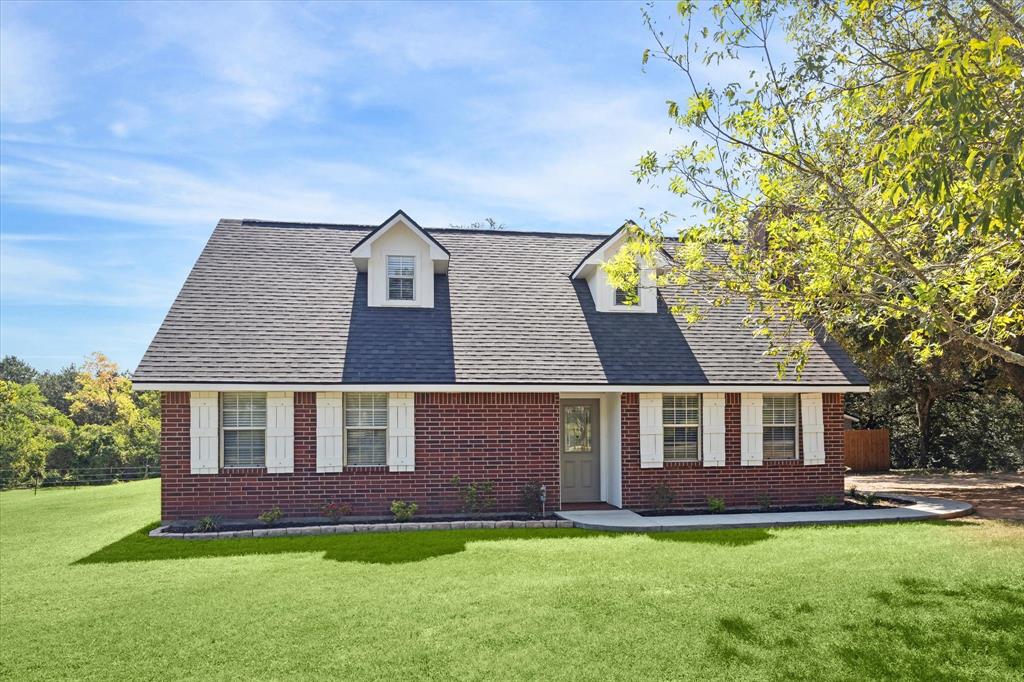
845, 470, 1024, 521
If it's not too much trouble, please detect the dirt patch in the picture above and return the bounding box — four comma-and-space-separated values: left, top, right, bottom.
846, 471, 1024, 521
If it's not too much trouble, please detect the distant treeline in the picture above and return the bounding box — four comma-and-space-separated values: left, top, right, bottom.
0, 353, 159, 487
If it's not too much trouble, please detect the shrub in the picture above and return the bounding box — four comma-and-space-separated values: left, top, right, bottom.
848, 485, 859, 499
519, 482, 546, 516
707, 497, 726, 514
817, 494, 839, 508
391, 500, 418, 522
193, 515, 221, 532
449, 475, 496, 514
756, 493, 772, 511
321, 502, 352, 523
257, 506, 283, 525
649, 482, 676, 510
863, 492, 879, 507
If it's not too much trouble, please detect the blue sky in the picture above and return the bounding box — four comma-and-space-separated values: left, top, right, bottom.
1, 1, 709, 373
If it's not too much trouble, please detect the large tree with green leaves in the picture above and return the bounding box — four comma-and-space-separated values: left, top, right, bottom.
0, 381, 74, 485
619, 0, 1023, 396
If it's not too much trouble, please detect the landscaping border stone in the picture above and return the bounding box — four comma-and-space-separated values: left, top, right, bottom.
149, 518, 576, 539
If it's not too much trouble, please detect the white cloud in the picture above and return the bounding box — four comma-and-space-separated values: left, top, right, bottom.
0, 21, 62, 123
0, 146, 448, 231
346, 4, 527, 72
0, 244, 82, 300
133, 2, 337, 123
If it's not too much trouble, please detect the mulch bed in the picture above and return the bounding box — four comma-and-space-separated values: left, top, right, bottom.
168, 512, 555, 534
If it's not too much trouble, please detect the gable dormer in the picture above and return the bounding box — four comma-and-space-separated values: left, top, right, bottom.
571, 224, 664, 313
350, 210, 449, 308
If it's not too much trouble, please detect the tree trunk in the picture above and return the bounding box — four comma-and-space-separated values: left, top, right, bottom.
1001, 337, 1024, 403
915, 391, 934, 467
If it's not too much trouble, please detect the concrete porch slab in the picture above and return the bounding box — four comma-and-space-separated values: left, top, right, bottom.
555, 493, 973, 532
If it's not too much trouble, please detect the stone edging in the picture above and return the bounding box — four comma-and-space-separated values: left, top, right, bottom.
149, 518, 575, 540
148, 493, 974, 539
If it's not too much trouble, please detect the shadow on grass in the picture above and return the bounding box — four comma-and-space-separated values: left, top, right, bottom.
75, 524, 773, 566
845, 573, 1024, 677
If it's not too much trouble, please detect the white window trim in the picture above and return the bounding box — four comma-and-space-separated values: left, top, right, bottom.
663, 393, 701, 462
385, 254, 416, 303
763, 393, 800, 461
344, 392, 388, 467
220, 392, 267, 469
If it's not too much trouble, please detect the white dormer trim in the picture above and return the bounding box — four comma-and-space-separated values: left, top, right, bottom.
351, 210, 449, 309
350, 210, 449, 274
572, 224, 670, 314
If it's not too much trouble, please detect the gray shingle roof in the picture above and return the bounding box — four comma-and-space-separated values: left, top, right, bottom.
134, 219, 867, 386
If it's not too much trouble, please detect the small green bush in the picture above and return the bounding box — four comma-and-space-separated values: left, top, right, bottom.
449, 475, 496, 513
519, 482, 545, 516
848, 485, 859, 499
707, 497, 726, 514
649, 482, 676, 510
193, 515, 221, 532
817, 494, 839, 508
321, 502, 351, 523
390, 500, 418, 522
863, 492, 879, 507
756, 493, 772, 511
257, 507, 283, 525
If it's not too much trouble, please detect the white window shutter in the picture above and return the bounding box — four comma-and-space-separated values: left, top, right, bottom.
702, 393, 726, 466
801, 393, 826, 465
740, 393, 764, 466
639, 393, 664, 468
265, 392, 294, 474
387, 392, 415, 472
316, 392, 344, 472
190, 392, 219, 474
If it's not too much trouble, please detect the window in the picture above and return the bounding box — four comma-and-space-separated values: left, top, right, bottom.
614, 286, 637, 306
563, 405, 592, 452
763, 394, 798, 460
387, 255, 415, 301
222, 392, 266, 467
345, 393, 387, 466
663, 394, 700, 461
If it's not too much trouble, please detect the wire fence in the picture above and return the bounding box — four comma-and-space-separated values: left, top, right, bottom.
0, 465, 161, 491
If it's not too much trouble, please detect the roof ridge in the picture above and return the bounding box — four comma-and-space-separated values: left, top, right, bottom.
229, 219, 376, 230
224, 218, 612, 239
226, 216, 688, 242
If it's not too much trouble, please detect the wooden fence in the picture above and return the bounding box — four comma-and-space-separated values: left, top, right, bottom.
844, 429, 890, 472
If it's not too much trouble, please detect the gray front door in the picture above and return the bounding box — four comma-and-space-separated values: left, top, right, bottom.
561, 399, 600, 503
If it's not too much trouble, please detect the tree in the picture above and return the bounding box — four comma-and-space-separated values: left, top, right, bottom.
0, 381, 73, 486
625, 0, 1024, 395
67, 353, 135, 426
448, 218, 506, 230
0, 356, 37, 384
37, 364, 78, 415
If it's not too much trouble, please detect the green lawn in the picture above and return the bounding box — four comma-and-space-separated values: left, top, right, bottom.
1, 480, 1022, 681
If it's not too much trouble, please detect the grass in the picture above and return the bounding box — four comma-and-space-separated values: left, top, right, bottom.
1, 480, 1022, 681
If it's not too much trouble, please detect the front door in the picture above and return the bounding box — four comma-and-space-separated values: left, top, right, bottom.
561, 399, 600, 503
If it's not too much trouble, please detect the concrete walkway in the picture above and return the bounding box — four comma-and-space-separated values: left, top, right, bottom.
555, 493, 973, 532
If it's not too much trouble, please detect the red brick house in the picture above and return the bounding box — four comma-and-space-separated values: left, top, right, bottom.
134, 211, 867, 521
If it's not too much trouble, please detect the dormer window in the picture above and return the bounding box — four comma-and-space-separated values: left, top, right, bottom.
350, 211, 450, 308
571, 224, 669, 313
387, 255, 415, 301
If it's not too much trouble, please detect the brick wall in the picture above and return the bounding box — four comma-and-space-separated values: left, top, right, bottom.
161, 390, 845, 520
160, 392, 560, 521
620, 392, 846, 509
